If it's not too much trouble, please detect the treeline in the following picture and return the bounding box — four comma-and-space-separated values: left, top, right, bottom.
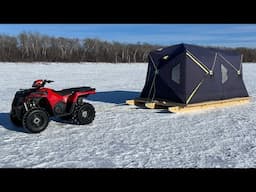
0, 33, 158, 63
0, 32, 256, 62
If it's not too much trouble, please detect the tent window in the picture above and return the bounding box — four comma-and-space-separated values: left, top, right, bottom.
221, 64, 228, 84
171, 63, 181, 84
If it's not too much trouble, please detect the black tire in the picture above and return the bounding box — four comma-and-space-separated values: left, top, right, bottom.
10, 111, 22, 126
22, 108, 49, 133
72, 103, 95, 125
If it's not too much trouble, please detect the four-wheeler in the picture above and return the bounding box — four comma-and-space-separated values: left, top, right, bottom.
10, 79, 96, 133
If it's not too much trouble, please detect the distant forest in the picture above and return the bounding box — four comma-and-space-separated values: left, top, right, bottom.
0, 32, 256, 63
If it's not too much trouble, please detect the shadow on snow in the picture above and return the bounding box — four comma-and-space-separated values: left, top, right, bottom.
86, 90, 140, 104
0, 113, 26, 133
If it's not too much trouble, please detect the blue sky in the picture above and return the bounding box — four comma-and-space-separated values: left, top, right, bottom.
0, 24, 256, 48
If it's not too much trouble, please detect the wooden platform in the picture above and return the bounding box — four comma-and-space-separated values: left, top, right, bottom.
126, 97, 251, 113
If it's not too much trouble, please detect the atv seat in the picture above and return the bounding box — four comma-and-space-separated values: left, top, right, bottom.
54, 87, 95, 96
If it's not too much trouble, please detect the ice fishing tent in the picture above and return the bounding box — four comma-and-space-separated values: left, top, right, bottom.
140, 43, 249, 104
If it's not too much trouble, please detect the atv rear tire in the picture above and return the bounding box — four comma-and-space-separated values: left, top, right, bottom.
72, 103, 95, 125
10, 111, 22, 126
22, 108, 49, 133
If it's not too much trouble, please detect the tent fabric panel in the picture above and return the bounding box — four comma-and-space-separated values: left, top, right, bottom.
140, 43, 249, 104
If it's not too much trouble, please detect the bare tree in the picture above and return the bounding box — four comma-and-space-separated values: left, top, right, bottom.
0, 32, 254, 63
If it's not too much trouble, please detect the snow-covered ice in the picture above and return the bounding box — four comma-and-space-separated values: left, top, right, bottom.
0, 62, 256, 168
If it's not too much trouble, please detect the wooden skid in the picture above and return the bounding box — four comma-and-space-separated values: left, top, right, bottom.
126, 97, 251, 113
126, 98, 149, 107
168, 97, 251, 113
126, 98, 183, 109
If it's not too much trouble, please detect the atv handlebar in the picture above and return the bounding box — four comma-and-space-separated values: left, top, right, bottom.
45, 80, 54, 83
41, 80, 54, 87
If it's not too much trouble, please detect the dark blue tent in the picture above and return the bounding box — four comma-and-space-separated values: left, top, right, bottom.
140, 43, 249, 104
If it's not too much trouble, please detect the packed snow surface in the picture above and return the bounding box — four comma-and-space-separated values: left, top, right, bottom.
0, 62, 256, 168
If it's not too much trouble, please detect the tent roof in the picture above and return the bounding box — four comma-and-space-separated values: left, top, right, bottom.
151, 43, 240, 56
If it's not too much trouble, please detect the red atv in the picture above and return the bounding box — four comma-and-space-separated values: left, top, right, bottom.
10, 79, 96, 133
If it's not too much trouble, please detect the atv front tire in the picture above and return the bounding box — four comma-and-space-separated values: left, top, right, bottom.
72, 103, 95, 125
22, 108, 49, 133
